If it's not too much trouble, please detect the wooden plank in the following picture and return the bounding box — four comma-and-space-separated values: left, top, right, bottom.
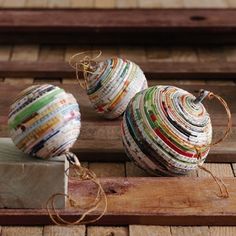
184, 0, 228, 8
0, 177, 236, 225
126, 162, 150, 177
206, 80, 235, 86
36, 45, 65, 84
198, 46, 226, 62
48, 137, 236, 163
43, 226, 85, 236
38, 45, 65, 62
232, 164, 236, 177
0, 81, 235, 162
2, 0, 26, 8
147, 46, 172, 62
0, 45, 11, 61
4, 77, 33, 85
11, 45, 38, 61
74, 135, 231, 163
171, 226, 210, 235
25, 0, 47, 8
70, 0, 94, 8
158, 0, 184, 8
92, 46, 118, 62
137, 0, 161, 8
0, 138, 68, 209
116, 0, 137, 8
1, 9, 236, 44
88, 163, 125, 177
47, 0, 71, 8
4, 44, 37, 85
126, 161, 197, 177
227, 0, 236, 7
1, 226, 43, 236
225, 46, 236, 62
129, 225, 171, 236
171, 47, 198, 62
94, 0, 116, 8
209, 226, 236, 235
65, 46, 92, 62
119, 47, 146, 62
1, 83, 235, 124
87, 226, 128, 236
198, 164, 234, 177
2, 61, 236, 79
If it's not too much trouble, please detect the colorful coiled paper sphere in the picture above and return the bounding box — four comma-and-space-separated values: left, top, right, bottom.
8, 84, 81, 159
121, 85, 213, 176
71, 54, 148, 119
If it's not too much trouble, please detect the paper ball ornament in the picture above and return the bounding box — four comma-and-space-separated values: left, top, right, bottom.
121, 85, 213, 176
8, 84, 81, 159
84, 57, 148, 119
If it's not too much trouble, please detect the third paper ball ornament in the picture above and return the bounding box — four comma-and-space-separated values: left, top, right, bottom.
71, 53, 148, 119
121, 85, 213, 176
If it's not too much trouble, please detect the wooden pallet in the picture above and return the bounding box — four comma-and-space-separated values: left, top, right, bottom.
0, 43, 236, 226
1, 0, 236, 232
1, 9, 236, 44
1, 81, 236, 226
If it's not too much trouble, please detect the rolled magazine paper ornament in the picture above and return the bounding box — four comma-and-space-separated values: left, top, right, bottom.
8, 84, 107, 225
8, 84, 81, 158
69, 51, 148, 119
121, 86, 231, 197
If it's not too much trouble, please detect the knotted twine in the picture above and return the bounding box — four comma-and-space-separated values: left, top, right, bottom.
69, 50, 102, 89
194, 90, 231, 198
46, 153, 107, 225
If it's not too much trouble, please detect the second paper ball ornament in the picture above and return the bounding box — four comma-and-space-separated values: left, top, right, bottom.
71, 53, 148, 119
8, 84, 81, 159
121, 85, 214, 176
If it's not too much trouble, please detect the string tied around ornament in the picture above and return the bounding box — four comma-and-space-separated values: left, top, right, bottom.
69, 50, 102, 89
46, 152, 107, 225
193, 89, 232, 198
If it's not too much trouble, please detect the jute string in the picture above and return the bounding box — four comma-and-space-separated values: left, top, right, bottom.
194, 90, 232, 198
46, 153, 107, 225
69, 50, 102, 89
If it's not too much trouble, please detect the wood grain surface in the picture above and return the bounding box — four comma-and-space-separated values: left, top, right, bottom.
0, 177, 236, 225
0, 82, 234, 162
2, 61, 236, 80
1, 9, 236, 44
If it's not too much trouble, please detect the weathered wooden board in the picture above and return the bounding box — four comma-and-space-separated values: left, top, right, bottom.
43, 225, 85, 236
1, 9, 236, 44
0, 138, 68, 209
1, 226, 43, 236
0, 177, 236, 225
2, 61, 236, 79
1, 83, 235, 124
0, 82, 235, 162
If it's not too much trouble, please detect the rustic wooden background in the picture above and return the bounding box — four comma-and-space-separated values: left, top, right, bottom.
1, 0, 236, 235
0, 0, 235, 8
